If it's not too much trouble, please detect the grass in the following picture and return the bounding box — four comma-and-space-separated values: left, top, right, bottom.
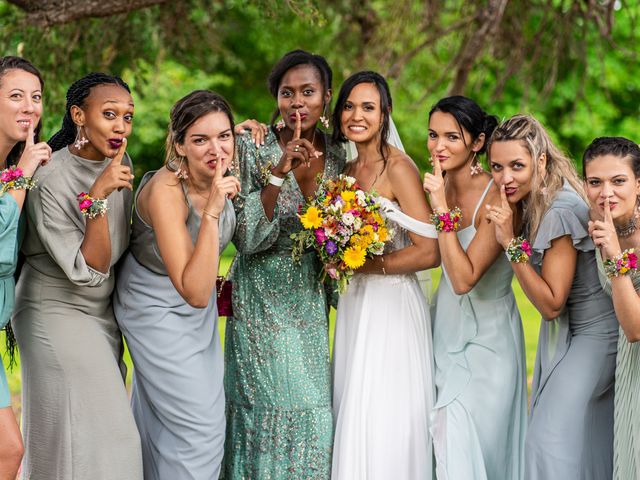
2, 246, 541, 406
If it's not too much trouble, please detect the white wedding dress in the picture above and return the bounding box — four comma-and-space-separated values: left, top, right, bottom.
331, 199, 435, 480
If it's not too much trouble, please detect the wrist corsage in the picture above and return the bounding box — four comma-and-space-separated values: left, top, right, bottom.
1, 166, 36, 193
604, 249, 638, 278
77, 192, 108, 218
506, 236, 532, 263
431, 207, 462, 232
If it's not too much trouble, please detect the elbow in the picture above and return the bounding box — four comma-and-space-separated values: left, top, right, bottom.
623, 328, 640, 343
541, 307, 564, 321
451, 282, 473, 296
183, 293, 210, 309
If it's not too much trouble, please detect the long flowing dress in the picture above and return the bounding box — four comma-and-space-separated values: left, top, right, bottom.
0, 191, 20, 409
431, 180, 527, 480
12, 147, 143, 480
525, 183, 618, 480
331, 198, 435, 479
223, 129, 345, 479
113, 171, 235, 480
595, 250, 640, 480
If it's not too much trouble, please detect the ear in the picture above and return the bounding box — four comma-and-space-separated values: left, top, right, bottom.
70, 105, 85, 127
635, 176, 640, 196
538, 152, 548, 173
175, 142, 186, 158
324, 89, 332, 105
472, 132, 486, 153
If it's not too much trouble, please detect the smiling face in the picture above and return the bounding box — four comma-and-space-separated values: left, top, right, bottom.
277, 64, 328, 133
0, 68, 43, 146
175, 111, 234, 179
339, 82, 383, 145
489, 140, 542, 203
71, 83, 134, 161
427, 111, 478, 171
585, 154, 640, 224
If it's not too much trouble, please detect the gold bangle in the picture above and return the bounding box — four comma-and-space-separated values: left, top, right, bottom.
381, 255, 387, 275
202, 209, 220, 220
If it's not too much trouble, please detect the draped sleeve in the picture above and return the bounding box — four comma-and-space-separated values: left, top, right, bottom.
530, 184, 594, 266
232, 131, 281, 255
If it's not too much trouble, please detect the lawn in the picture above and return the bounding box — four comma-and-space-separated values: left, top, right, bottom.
2, 247, 541, 406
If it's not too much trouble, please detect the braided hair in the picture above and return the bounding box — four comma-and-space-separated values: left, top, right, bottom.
48, 73, 131, 152
0, 56, 44, 166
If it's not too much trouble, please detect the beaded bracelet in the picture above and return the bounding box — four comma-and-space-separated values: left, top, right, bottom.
604, 249, 638, 278
431, 207, 462, 232
1, 166, 36, 193
506, 236, 532, 263
77, 192, 108, 218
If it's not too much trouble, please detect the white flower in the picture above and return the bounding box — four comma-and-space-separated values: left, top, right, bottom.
353, 217, 362, 230
342, 212, 355, 225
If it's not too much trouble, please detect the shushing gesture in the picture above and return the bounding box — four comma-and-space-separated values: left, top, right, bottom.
423, 155, 447, 212
588, 197, 621, 260
89, 138, 134, 199
485, 185, 515, 249
17, 122, 51, 176
273, 110, 322, 176
204, 155, 241, 218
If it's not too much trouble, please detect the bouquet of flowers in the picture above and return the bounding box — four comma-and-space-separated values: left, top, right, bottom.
291, 174, 393, 292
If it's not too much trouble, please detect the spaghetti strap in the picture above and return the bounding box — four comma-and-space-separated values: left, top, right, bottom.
471, 179, 494, 226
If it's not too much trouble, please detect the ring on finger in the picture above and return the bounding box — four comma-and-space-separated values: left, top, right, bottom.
294, 145, 300, 152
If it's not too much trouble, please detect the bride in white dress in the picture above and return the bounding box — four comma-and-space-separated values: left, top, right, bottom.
330, 71, 439, 479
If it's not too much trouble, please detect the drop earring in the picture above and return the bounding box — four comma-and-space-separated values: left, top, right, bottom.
275, 119, 285, 131
469, 152, 482, 176
73, 126, 88, 149
174, 157, 189, 180
319, 103, 330, 129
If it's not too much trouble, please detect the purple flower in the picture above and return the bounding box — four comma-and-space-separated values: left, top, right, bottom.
325, 240, 338, 256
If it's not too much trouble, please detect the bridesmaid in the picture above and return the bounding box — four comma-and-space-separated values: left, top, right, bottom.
224, 49, 346, 478
423, 96, 526, 480
486, 114, 618, 480
113, 90, 239, 479
584, 136, 640, 480
0, 56, 50, 480
12, 73, 142, 480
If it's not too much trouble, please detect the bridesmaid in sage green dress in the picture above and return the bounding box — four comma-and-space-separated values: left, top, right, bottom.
224, 50, 345, 479
584, 136, 640, 480
0, 56, 50, 480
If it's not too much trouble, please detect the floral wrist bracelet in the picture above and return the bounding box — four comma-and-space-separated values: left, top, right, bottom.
506, 236, 532, 263
1, 166, 36, 193
604, 248, 638, 278
431, 207, 462, 232
77, 192, 108, 218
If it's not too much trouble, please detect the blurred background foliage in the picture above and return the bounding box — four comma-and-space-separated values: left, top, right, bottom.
1, 0, 639, 177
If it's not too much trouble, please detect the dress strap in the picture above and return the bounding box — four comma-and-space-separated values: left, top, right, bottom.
471, 179, 494, 226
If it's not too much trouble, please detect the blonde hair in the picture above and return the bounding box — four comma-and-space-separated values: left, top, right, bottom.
487, 114, 585, 241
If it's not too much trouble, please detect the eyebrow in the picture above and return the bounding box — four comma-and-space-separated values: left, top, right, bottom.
280, 83, 317, 89
189, 128, 232, 138
102, 99, 135, 106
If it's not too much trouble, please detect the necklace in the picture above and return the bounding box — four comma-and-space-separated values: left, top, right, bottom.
616, 216, 638, 238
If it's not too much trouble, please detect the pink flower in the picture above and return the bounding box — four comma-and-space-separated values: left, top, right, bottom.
315, 228, 327, 244
521, 240, 532, 256
0, 171, 11, 182
79, 199, 93, 210
12, 167, 23, 178
628, 252, 638, 269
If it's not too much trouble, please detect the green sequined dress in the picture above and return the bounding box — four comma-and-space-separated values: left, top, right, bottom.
223, 129, 345, 479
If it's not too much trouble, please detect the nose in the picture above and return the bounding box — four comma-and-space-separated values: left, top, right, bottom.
501, 169, 513, 185
208, 138, 222, 155
113, 116, 126, 134
291, 92, 304, 108
21, 96, 35, 114
601, 182, 613, 198
434, 137, 446, 152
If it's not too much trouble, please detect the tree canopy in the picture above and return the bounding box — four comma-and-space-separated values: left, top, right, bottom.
1, 0, 638, 174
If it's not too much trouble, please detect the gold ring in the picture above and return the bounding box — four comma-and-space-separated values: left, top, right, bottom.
294, 145, 300, 152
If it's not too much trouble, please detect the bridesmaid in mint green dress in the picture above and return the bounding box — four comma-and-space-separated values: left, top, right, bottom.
584, 137, 640, 480
223, 50, 345, 478
0, 56, 49, 480
424, 96, 526, 480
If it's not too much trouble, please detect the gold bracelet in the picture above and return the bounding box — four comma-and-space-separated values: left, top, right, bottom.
381, 255, 387, 275
202, 209, 220, 220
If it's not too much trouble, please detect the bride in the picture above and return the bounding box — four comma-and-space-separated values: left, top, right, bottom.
330, 71, 440, 479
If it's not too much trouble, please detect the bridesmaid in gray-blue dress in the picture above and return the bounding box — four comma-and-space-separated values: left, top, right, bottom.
114, 91, 240, 479
487, 114, 618, 480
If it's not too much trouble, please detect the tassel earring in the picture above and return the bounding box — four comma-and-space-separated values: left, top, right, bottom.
73, 126, 89, 149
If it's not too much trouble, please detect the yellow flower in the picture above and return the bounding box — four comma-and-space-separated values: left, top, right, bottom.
377, 226, 388, 242
340, 190, 356, 203
343, 246, 367, 269
300, 207, 323, 229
